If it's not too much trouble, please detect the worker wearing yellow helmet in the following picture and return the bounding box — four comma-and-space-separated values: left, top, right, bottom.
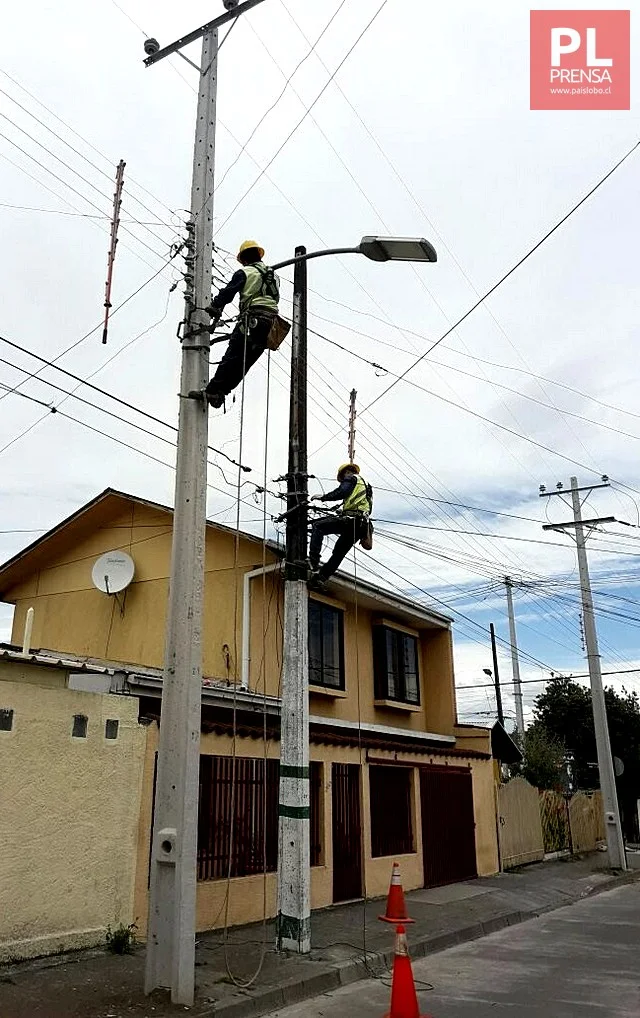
204, 241, 280, 409
307, 463, 373, 589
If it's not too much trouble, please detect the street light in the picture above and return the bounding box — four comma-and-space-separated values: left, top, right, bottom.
276, 235, 437, 955
272, 235, 438, 271
359, 235, 438, 262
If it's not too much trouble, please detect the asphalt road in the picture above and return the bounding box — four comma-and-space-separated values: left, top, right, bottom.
270, 883, 640, 1018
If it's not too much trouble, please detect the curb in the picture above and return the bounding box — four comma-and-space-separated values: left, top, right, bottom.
198, 870, 640, 1018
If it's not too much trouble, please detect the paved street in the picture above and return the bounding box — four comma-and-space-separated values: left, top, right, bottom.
270, 883, 640, 1018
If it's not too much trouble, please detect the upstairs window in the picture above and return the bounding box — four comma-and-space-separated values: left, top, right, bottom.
373, 624, 420, 705
309, 599, 345, 690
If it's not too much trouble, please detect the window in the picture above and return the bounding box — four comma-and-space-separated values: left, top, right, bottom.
309, 599, 344, 690
105, 719, 119, 740
373, 625, 420, 705
197, 756, 323, 881
72, 714, 88, 738
198, 756, 279, 881
0, 708, 14, 732
370, 766, 414, 857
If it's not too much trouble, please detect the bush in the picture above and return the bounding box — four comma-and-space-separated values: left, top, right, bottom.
105, 921, 138, 955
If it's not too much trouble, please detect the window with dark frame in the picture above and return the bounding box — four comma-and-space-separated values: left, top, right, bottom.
105, 719, 119, 740
373, 625, 420, 705
370, 766, 414, 858
309, 599, 345, 690
197, 756, 323, 880
0, 708, 14, 731
72, 714, 88, 738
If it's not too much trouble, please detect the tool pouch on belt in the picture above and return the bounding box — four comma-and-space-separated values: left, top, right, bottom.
267, 315, 291, 351
359, 517, 374, 551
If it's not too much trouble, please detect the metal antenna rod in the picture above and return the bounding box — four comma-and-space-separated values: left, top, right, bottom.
348, 388, 357, 463
102, 159, 125, 344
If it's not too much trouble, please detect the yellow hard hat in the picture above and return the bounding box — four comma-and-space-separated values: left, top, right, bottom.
337, 462, 360, 480
237, 239, 265, 261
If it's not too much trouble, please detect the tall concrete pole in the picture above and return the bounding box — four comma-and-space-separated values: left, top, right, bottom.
276, 245, 311, 953
568, 477, 626, 870
145, 28, 217, 1004
504, 577, 525, 736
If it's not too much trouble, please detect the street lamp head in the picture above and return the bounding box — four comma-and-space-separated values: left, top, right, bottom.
358, 235, 437, 263
482, 668, 492, 676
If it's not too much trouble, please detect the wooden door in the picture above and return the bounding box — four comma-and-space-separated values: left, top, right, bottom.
332, 763, 363, 903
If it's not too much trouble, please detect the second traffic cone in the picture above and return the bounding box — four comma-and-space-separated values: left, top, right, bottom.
379, 861, 414, 924
384, 925, 432, 1018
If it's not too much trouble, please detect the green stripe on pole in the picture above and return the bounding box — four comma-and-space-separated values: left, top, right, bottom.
278, 804, 310, 819
280, 765, 310, 779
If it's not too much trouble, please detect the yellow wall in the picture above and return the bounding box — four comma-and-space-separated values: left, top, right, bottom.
133, 730, 497, 937
8, 501, 278, 681
6, 497, 461, 741
0, 670, 147, 961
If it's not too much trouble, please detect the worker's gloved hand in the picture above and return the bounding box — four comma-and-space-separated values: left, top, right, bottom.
206, 305, 222, 323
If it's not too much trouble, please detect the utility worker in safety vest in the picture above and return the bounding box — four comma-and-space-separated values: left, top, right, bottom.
204, 240, 279, 409
308, 463, 372, 589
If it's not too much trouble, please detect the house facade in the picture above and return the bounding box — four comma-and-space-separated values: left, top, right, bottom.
0, 488, 499, 959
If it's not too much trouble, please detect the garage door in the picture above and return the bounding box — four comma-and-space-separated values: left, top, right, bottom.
420, 766, 477, 887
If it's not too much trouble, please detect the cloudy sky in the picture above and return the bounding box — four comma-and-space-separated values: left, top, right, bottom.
1, 0, 639, 727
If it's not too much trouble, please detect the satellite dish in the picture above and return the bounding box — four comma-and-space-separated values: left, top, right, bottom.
92, 550, 135, 595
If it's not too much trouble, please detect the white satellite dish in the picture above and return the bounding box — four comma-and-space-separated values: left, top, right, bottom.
92, 550, 135, 595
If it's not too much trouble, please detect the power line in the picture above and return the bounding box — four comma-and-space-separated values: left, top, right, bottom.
215, 1, 388, 231
360, 137, 640, 415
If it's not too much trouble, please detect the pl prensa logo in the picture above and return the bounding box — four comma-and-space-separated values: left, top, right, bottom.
530, 10, 630, 110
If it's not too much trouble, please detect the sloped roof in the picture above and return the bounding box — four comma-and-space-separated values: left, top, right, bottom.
0, 487, 452, 628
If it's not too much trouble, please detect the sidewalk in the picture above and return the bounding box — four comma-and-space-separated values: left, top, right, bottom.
1, 856, 636, 1018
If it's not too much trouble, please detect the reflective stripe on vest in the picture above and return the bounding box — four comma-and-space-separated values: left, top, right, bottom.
343, 476, 370, 514
239, 262, 279, 315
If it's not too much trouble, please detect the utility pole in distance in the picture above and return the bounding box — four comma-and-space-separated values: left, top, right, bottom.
541, 475, 626, 870
277, 245, 311, 953
504, 577, 525, 736
142, 1, 269, 1004
489, 623, 505, 726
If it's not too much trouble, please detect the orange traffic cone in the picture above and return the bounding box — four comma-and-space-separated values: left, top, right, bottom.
379, 861, 414, 924
384, 924, 432, 1018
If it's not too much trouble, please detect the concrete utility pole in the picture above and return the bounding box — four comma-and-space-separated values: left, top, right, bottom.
142, 1, 268, 1005
489, 623, 505, 726
541, 476, 626, 870
277, 246, 311, 953
504, 577, 525, 736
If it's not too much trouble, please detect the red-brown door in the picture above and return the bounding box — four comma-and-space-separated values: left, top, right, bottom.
332, 763, 363, 903
420, 766, 477, 887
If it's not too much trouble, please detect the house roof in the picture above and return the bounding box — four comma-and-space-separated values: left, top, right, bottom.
0, 487, 453, 628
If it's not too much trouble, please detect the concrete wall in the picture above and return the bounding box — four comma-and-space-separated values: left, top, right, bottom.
0, 670, 147, 961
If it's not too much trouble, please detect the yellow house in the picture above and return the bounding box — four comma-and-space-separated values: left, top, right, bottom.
0, 488, 499, 959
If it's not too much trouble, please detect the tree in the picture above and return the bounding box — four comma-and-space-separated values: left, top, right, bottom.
531, 677, 640, 841
519, 725, 566, 791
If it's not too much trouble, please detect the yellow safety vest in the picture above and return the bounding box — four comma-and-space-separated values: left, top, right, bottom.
239, 262, 279, 315
343, 476, 370, 514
